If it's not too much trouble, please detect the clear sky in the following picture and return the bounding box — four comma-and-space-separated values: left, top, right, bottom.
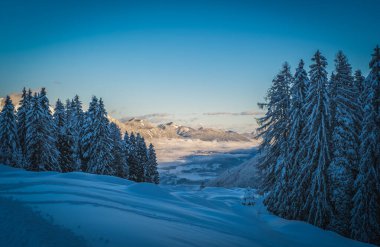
0, 0, 379, 130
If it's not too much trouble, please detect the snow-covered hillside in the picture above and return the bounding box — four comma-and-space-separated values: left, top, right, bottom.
0, 165, 373, 247
207, 153, 262, 188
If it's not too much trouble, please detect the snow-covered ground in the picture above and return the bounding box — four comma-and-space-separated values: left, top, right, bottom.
0, 165, 374, 247
154, 139, 258, 185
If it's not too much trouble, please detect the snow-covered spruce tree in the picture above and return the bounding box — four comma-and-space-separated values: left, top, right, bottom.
80, 96, 98, 171
0, 96, 22, 166
25, 89, 60, 171
146, 143, 160, 184
83, 98, 114, 175
351, 45, 380, 245
286, 60, 309, 219
136, 133, 148, 182
293, 51, 332, 228
124, 131, 130, 160
110, 122, 128, 178
17, 88, 32, 158
54, 99, 75, 172
256, 63, 291, 215
127, 132, 139, 182
328, 51, 360, 235
66, 95, 84, 170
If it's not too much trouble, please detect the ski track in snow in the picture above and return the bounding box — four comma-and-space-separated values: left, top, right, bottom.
0, 165, 374, 247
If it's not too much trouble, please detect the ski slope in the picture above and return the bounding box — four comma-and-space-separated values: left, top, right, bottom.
0, 165, 374, 247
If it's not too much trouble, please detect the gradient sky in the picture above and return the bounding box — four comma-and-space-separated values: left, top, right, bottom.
0, 0, 379, 129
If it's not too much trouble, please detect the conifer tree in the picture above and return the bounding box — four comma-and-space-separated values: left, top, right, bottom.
286, 60, 309, 218
82, 97, 114, 175
70, 95, 84, 168
146, 143, 159, 184
135, 134, 148, 182
293, 51, 332, 228
0, 96, 22, 166
127, 132, 139, 181
351, 45, 380, 245
54, 99, 75, 172
257, 63, 291, 217
124, 131, 130, 160
17, 88, 32, 157
25, 89, 60, 171
80, 96, 98, 171
256, 63, 291, 194
110, 122, 128, 178
328, 51, 360, 235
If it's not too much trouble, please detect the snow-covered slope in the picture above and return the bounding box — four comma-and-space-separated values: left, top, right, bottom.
0, 165, 373, 247
207, 153, 262, 188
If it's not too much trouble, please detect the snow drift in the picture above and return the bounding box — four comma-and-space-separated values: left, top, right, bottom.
0, 165, 374, 247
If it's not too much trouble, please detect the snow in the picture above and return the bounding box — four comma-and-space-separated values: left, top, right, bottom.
0, 165, 374, 247
157, 141, 257, 185
207, 154, 261, 188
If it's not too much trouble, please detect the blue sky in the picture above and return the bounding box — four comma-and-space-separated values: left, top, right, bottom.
0, 0, 379, 130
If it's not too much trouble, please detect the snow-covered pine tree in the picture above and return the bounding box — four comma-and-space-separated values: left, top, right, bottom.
256, 63, 291, 215
17, 88, 32, 158
146, 143, 159, 184
85, 98, 114, 175
124, 131, 130, 160
286, 60, 309, 219
54, 99, 74, 172
328, 51, 360, 235
66, 95, 84, 170
110, 122, 128, 178
293, 51, 332, 228
351, 45, 380, 245
64, 99, 79, 170
0, 96, 22, 166
25, 89, 60, 171
255, 63, 292, 193
127, 132, 139, 182
80, 96, 98, 171
136, 133, 148, 182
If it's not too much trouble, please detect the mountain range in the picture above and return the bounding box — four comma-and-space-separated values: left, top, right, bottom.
109, 117, 251, 142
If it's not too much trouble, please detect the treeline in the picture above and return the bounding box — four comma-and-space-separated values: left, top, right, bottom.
0, 88, 159, 184
256, 46, 380, 245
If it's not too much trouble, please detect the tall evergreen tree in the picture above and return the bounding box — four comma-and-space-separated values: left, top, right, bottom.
294, 51, 332, 228
25, 89, 60, 171
84, 98, 114, 175
136, 133, 148, 182
351, 45, 380, 245
127, 133, 140, 181
80, 96, 98, 171
328, 51, 360, 235
17, 88, 32, 158
256, 63, 291, 194
54, 99, 75, 172
286, 60, 309, 218
146, 143, 160, 184
0, 96, 22, 166
70, 95, 84, 168
124, 131, 130, 160
110, 122, 128, 178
